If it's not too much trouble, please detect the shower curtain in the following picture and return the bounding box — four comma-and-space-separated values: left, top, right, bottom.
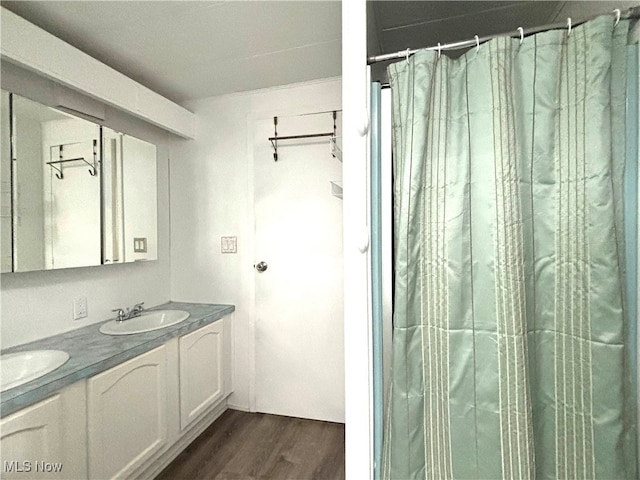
383, 15, 637, 480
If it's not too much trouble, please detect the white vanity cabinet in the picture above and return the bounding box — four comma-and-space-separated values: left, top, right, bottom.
179, 317, 232, 430
87, 345, 168, 480
0, 381, 87, 480
1, 313, 233, 480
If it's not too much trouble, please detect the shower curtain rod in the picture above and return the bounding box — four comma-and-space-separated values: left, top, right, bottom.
367, 7, 639, 64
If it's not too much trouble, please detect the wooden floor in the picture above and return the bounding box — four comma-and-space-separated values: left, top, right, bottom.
156, 409, 345, 480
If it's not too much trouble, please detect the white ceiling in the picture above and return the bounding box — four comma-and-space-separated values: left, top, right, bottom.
2, 1, 638, 106
369, 1, 639, 56
368, 1, 639, 80
1, 1, 342, 104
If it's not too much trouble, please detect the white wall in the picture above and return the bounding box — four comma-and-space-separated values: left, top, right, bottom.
342, 0, 373, 476
1, 65, 173, 349
169, 77, 341, 412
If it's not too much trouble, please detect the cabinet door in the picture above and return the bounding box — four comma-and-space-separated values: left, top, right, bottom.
179, 320, 224, 430
0, 395, 63, 479
1, 382, 87, 479
87, 345, 167, 480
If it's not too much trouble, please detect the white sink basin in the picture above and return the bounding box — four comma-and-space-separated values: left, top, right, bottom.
99, 310, 190, 335
0, 350, 70, 392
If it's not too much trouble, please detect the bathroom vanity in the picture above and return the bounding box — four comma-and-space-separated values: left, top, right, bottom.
0, 302, 234, 480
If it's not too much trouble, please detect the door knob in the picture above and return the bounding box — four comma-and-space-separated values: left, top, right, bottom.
255, 261, 268, 272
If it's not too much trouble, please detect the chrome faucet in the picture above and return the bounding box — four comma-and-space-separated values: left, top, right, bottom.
112, 302, 145, 322
112, 308, 127, 322
131, 302, 145, 316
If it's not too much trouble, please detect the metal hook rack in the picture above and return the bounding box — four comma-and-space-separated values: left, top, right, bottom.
47, 139, 98, 179
268, 111, 338, 162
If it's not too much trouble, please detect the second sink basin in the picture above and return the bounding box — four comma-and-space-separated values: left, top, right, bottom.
99, 310, 190, 335
0, 350, 70, 392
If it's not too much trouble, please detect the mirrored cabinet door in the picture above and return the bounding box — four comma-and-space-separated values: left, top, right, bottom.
102, 129, 157, 264
1, 91, 11, 273
102, 127, 123, 264
12, 93, 102, 271
0, 90, 158, 273
121, 134, 158, 262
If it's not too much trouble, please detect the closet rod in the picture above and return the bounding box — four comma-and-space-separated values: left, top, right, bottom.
368, 7, 639, 64
46, 157, 89, 166
268, 132, 334, 142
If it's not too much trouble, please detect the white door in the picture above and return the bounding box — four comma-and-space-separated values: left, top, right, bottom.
253, 111, 344, 423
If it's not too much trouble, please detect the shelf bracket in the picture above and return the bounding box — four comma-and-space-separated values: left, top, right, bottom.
267, 111, 340, 162
49, 161, 64, 180
47, 140, 98, 179
270, 116, 278, 162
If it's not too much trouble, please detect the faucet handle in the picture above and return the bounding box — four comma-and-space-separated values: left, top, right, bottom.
133, 302, 145, 312
112, 308, 126, 321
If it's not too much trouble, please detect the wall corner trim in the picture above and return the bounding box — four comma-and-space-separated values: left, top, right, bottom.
0, 7, 196, 139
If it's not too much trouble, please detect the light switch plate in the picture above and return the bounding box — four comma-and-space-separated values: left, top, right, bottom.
73, 297, 88, 320
221, 236, 237, 253
133, 237, 147, 253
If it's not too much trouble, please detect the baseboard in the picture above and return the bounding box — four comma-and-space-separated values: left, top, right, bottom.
226, 402, 252, 413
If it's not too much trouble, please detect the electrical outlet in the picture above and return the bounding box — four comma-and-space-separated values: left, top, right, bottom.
73, 297, 88, 320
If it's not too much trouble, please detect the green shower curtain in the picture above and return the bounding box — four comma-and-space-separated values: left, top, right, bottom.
383, 15, 637, 480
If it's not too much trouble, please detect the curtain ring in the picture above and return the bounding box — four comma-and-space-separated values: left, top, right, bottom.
437, 42, 441, 59
474, 35, 480, 53
405, 48, 410, 64
613, 9, 621, 26
567, 17, 572, 36
517, 27, 524, 45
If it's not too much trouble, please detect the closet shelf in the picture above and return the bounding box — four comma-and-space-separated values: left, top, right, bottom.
269, 111, 339, 162
330, 136, 342, 162
330, 181, 343, 199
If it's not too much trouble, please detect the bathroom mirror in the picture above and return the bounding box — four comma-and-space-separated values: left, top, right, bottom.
11, 92, 102, 271
102, 127, 158, 264
0, 91, 158, 273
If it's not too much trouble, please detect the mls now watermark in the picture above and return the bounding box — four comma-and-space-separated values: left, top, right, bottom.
4, 460, 63, 474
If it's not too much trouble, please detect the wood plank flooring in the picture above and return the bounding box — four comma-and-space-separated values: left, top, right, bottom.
155, 409, 345, 480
